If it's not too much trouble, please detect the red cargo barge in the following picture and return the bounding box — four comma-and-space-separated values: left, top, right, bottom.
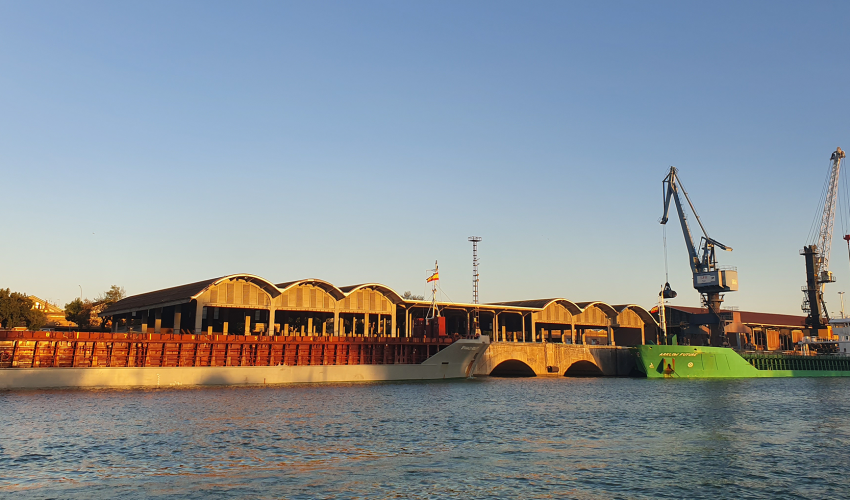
0, 330, 488, 389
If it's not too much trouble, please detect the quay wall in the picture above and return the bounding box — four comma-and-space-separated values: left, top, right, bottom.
475, 342, 637, 377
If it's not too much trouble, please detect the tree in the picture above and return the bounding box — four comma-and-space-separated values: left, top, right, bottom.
0, 288, 46, 330
65, 298, 94, 329
96, 285, 126, 307
402, 291, 424, 300
94, 285, 126, 328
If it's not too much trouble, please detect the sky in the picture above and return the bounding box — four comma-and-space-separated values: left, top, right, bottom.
2, 1, 850, 315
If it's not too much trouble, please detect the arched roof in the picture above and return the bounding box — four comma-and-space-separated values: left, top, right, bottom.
101, 273, 281, 316
199, 274, 282, 299
339, 283, 405, 304
275, 279, 346, 300
613, 304, 659, 327
488, 298, 582, 314
575, 301, 619, 319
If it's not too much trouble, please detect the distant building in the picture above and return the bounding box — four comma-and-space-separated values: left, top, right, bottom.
28, 296, 73, 327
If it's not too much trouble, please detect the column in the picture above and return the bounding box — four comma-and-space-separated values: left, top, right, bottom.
364, 312, 369, 337
195, 302, 204, 334
493, 312, 499, 341
140, 311, 148, 333
111, 316, 118, 333
307, 317, 313, 335
154, 308, 162, 334
391, 306, 397, 338
571, 319, 576, 344
268, 308, 276, 336
245, 313, 251, 335
641, 323, 645, 344
530, 313, 536, 344
521, 313, 525, 342
334, 310, 340, 336
173, 307, 182, 335
608, 324, 615, 346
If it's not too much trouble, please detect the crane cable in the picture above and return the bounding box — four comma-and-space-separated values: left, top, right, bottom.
840, 156, 850, 272
806, 159, 833, 246
663, 223, 669, 284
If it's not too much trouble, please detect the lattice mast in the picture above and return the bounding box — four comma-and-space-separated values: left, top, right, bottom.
802, 147, 845, 329
426, 261, 440, 320
817, 149, 843, 276
468, 236, 482, 335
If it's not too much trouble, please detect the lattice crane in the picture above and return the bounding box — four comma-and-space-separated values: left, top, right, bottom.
802, 147, 846, 332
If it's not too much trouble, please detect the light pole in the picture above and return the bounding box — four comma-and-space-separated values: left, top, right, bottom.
78, 285, 83, 302
840, 291, 846, 319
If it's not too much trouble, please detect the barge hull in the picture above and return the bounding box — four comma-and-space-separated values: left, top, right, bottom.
0, 331, 488, 389
632, 345, 850, 379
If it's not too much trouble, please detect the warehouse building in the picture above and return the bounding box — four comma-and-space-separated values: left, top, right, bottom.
100, 273, 661, 347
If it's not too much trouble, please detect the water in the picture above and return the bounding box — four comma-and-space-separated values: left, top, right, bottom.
1, 376, 849, 499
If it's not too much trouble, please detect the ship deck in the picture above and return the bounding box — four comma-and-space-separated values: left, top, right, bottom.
0, 330, 454, 369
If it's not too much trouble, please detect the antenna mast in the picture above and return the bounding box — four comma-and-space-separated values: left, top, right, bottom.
468, 236, 482, 335
426, 261, 440, 319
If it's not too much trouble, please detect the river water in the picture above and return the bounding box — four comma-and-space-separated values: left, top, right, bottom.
2, 376, 848, 499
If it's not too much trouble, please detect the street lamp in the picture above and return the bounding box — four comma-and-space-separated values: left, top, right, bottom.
78, 285, 83, 301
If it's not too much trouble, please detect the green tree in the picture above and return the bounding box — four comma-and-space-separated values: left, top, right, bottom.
94, 285, 126, 328
65, 298, 94, 329
402, 291, 424, 300
96, 285, 126, 307
0, 288, 46, 330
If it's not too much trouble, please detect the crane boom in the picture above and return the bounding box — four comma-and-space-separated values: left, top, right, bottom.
802, 147, 845, 332
817, 148, 843, 280
661, 166, 738, 346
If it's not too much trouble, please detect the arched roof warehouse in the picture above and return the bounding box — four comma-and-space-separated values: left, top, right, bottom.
101, 274, 281, 316
98, 273, 659, 343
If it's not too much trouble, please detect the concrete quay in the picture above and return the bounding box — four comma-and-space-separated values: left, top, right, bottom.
475, 342, 638, 377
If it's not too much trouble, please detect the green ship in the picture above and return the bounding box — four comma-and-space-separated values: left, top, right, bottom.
632, 344, 850, 379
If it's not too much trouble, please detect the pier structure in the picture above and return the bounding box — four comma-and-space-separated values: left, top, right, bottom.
98, 274, 661, 347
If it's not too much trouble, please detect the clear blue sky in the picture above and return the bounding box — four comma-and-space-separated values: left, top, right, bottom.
2, 1, 849, 315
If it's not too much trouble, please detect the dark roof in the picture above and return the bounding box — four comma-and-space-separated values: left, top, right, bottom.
101, 277, 222, 316
666, 305, 807, 328
487, 298, 561, 309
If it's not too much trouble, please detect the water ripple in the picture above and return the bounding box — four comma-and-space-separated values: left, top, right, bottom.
1, 377, 849, 498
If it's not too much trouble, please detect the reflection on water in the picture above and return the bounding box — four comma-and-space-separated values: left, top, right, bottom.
2, 377, 849, 499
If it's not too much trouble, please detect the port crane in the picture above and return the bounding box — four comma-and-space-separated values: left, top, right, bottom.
661, 167, 738, 345
802, 147, 846, 334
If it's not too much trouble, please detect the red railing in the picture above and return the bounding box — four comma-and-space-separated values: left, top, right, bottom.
0, 330, 453, 369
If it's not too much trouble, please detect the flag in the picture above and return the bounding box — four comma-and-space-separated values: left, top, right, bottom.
426, 272, 439, 283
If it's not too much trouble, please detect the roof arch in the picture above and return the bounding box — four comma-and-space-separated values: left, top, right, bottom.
487, 298, 582, 314
552, 299, 583, 316
275, 279, 346, 300
575, 301, 619, 319
339, 283, 405, 304
101, 273, 282, 316
196, 274, 282, 299
613, 304, 660, 327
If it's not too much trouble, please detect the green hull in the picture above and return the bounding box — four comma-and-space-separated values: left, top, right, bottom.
632, 345, 850, 379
